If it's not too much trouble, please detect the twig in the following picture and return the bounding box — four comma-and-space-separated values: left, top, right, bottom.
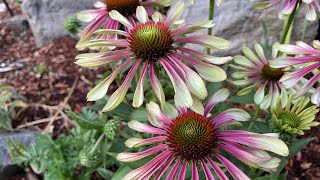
42, 77, 79, 134
16, 116, 63, 129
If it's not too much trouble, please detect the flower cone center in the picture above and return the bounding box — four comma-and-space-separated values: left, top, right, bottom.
167, 113, 217, 161
129, 22, 173, 61
279, 111, 301, 128
106, 0, 140, 16
262, 65, 284, 81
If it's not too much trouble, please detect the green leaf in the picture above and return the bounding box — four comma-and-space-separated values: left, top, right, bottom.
271, 138, 313, 178
67, 111, 104, 130
288, 138, 314, 158
130, 108, 148, 121
97, 168, 114, 179
207, 82, 222, 96
0, 109, 13, 132
112, 165, 132, 180
228, 91, 255, 104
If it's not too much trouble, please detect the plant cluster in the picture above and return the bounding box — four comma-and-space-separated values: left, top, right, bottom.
8, 0, 320, 179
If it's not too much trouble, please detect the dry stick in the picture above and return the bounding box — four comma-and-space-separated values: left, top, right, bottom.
42, 77, 79, 134
16, 116, 63, 129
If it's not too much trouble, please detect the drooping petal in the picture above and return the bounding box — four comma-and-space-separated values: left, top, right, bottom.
127, 120, 167, 134
220, 130, 289, 156
204, 88, 230, 116
86, 58, 133, 101
116, 144, 168, 162
124, 136, 167, 148
132, 61, 148, 107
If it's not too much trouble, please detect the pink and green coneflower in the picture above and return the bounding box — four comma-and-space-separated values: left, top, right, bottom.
256, 0, 319, 21
76, 2, 232, 111
269, 40, 320, 106
231, 43, 288, 110
76, 0, 171, 48
117, 89, 289, 179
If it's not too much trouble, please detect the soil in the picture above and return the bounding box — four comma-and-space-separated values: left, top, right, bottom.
0, 1, 320, 179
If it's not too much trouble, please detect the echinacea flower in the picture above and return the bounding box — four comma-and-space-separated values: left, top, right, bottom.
116, 89, 289, 180
76, 2, 232, 111
270, 94, 319, 141
231, 43, 288, 110
255, 0, 319, 21
76, 0, 170, 48
269, 41, 320, 106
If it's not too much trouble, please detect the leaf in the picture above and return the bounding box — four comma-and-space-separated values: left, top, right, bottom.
288, 138, 314, 158
130, 108, 148, 121
67, 111, 104, 130
228, 91, 255, 104
7, 138, 28, 159
271, 138, 313, 178
0, 109, 13, 132
207, 82, 222, 96
97, 168, 114, 179
112, 165, 132, 180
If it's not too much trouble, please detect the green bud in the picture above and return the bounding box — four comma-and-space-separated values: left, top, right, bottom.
79, 148, 98, 168
64, 17, 81, 35
104, 119, 120, 141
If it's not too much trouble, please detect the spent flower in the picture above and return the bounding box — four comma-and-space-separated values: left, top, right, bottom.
76, 2, 232, 111
231, 43, 288, 110
116, 89, 289, 179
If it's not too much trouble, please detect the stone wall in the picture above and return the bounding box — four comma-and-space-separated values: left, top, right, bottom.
22, 0, 96, 47
173, 0, 318, 55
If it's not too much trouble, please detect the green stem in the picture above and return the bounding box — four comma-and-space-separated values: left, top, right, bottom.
279, 2, 298, 44
90, 134, 105, 154
207, 0, 215, 54
253, 106, 261, 120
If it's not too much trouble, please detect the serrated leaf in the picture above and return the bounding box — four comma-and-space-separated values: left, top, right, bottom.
67, 111, 104, 130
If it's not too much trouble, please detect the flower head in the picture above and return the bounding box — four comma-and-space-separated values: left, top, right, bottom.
269, 41, 320, 106
270, 95, 320, 141
255, 0, 318, 21
117, 89, 289, 179
231, 43, 288, 110
76, 0, 170, 48
76, 2, 232, 111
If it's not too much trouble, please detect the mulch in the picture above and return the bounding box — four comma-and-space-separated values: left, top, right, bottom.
0, 1, 320, 179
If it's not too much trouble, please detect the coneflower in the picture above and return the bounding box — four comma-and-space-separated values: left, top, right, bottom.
255, 0, 319, 21
269, 40, 320, 106
231, 43, 288, 110
117, 89, 289, 179
76, 2, 232, 111
76, 0, 170, 48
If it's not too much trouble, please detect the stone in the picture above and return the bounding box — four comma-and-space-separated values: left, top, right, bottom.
173, 0, 318, 55
0, 131, 35, 168
22, 0, 96, 47
1, 14, 28, 29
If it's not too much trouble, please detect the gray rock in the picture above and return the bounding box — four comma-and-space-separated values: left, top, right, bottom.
1, 14, 28, 29
0, 131, 35, 168
22, 0, 96, 47
173, 0, 318, 55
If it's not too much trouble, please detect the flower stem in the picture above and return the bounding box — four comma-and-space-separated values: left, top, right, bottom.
207, 0, 215, 54
279, 2, 298, 44
90, 134, 105, 154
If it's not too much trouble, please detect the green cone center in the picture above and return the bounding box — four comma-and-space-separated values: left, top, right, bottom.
129, 22, 173, 61
278, 111, 301, 128
106, 0, 140, 16
167, 113, 217, 161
